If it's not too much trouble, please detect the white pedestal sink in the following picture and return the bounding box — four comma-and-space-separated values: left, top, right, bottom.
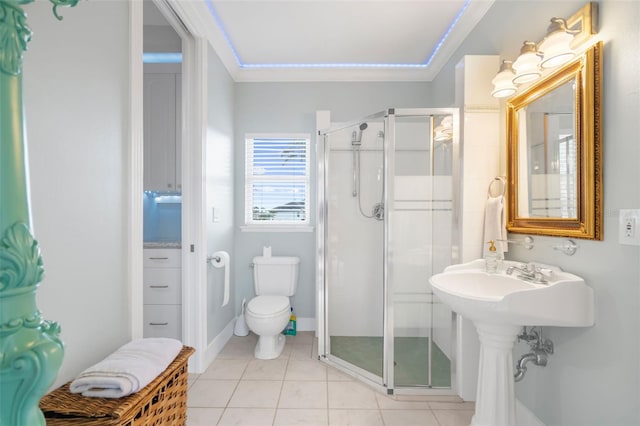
430, 259, 594, 426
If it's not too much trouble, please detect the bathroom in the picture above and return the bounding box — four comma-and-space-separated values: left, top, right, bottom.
13, 0, 640, 425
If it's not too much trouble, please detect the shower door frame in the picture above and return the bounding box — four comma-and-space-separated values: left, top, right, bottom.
316, 107, 460, 395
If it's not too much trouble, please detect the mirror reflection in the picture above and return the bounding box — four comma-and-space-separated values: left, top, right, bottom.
518, 80, 576, 218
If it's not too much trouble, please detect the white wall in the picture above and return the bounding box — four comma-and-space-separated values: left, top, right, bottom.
205, 44, 236, 342
233, 82, 432, 321
23, 0, 131, 389
432, 1, 640, 424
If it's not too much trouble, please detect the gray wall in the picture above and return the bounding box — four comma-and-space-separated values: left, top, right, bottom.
432, 1, 640, 424
23, 1, 131, 388
205, 44, 236, 341
232, 82, 432, 319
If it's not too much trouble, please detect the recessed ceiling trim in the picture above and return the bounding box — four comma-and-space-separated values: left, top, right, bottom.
423, 0, 472, 68
191, 0, 495, 82
203, 0, 244, 67
205, 0, 471, 69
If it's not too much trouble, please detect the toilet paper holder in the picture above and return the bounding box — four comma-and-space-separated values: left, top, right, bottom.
207, 251, 230, 307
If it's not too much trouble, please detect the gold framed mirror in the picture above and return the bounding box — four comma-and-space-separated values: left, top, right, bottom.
506, 41, 602, 240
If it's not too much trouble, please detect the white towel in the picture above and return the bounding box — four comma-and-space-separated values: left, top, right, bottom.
70, 338, 182, 398
482, 195, 508, 258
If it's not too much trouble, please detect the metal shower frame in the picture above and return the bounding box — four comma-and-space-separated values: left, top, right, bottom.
315, 107, 460, 395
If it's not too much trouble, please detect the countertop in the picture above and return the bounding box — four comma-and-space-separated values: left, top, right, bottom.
143, 241, 181, 249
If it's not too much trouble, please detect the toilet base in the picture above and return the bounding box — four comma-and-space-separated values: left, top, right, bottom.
254, 333, 286, 359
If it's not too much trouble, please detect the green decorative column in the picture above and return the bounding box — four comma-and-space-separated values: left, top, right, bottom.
0, 0, 77, 425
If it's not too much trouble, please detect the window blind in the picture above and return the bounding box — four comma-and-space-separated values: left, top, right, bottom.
245, 135, 310, 225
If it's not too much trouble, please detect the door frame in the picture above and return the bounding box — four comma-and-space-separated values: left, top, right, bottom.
129, 0, 209, 372
316, 109, 389, 392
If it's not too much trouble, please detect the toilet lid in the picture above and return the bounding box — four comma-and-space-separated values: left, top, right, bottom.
246, 296, 290, 318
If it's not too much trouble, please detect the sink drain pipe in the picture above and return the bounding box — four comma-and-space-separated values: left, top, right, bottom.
514, 326, 554, 382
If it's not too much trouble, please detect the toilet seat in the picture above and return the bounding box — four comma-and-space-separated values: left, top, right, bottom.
246, 295, 290, 319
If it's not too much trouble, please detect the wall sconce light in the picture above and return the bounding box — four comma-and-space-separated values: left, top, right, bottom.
512, 41, 542, 84
539, 18, 577, 68
491, 61, 517, 98
491, 2, 597, 98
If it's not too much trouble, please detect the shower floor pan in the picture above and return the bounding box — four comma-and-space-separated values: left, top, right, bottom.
330, 336, 451, 388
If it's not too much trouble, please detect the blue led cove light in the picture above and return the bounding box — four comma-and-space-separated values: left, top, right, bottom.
424, 0, 471, 67
143, 52, 183, 64
204, 0, 471, 70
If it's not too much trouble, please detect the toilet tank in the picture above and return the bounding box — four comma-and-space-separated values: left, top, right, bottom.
253, 256, 300, 296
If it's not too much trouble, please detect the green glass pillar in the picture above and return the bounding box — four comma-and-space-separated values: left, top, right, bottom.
0, 1, 77, 424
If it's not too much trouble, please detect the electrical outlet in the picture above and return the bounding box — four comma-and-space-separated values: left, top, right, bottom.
625, 218, 635, 237
619, 209, 640, 246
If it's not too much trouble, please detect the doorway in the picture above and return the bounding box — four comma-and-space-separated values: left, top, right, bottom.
132, 0, 209, 372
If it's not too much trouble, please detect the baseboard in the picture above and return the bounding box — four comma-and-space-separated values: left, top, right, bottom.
516, 398, 545, 426
296, 316, 316, 332
200, 318, 235, 373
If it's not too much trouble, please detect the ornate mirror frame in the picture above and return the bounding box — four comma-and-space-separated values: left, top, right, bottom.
506, 41, 602, 240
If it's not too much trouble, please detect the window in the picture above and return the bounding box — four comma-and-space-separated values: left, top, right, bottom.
244, 134, 310, 227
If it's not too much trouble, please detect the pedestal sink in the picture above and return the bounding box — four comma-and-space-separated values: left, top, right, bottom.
429, 259, 594, 426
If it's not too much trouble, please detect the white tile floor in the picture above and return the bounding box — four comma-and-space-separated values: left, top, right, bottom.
187, 332, 474, 426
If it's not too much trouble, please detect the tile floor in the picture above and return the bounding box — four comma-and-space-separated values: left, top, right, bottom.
187, 332, 474, 426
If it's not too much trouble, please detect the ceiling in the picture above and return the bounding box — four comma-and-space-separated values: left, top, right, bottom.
146, 0, 496, 82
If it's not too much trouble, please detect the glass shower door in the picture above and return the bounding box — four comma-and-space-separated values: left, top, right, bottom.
324, 117, 386, 385
390, 111, 454, 388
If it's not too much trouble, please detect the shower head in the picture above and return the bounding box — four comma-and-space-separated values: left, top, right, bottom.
352, 122, 368, 146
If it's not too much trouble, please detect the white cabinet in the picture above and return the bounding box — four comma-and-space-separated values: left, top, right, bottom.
143, 305, 182, 340
144, 72, 181, 192
143, 249, 181, 340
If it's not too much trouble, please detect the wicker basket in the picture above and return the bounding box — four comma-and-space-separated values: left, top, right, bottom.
40, 345, 195, 426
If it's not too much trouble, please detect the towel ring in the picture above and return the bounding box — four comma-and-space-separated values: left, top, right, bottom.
487, 177, 506, 198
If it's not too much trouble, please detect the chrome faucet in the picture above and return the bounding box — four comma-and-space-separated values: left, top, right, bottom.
506, 263, 552, 284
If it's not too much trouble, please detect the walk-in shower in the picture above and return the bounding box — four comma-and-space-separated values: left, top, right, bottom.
317, 108, 458, 394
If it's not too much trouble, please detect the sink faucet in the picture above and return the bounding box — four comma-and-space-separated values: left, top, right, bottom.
506, 263, 551, 284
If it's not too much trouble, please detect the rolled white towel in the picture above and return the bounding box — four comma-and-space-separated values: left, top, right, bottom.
70, 338, 182, 398
483, 195, 508, 257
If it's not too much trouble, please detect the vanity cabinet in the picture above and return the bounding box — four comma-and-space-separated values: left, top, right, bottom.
143, 71, 181, 192
143, 249, 182, 340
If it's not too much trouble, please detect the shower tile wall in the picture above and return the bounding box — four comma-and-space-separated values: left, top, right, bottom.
327, 123, 384, 338
393, 175, 453, 358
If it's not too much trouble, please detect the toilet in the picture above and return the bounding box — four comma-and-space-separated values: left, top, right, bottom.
245, 255, 300, 359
